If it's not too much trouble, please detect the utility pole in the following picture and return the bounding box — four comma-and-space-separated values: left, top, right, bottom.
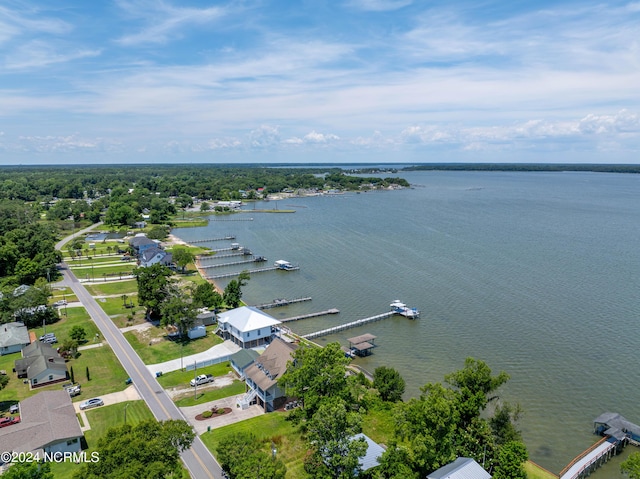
193, 361, 197, 400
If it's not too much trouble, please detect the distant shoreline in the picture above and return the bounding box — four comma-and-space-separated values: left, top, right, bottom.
402, 163, 640, 174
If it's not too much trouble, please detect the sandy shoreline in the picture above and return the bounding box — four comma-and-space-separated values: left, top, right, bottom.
166, 233, 223, 294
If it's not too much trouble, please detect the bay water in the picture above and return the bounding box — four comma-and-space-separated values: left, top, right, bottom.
173, 170, 640, 474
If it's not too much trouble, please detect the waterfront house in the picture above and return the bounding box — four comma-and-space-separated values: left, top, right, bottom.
139, 246, 173, 268
0, 390, 82, 457
427, 457, 491, 479
353, 433, 385, 473
0, 322, 30, 355
129, 233, 159, 256
239, 338, 296, 412
14, 341, 68, 388
217, 306, 281, 349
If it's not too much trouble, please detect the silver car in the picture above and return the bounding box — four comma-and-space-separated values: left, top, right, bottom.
79, 398, 104, 410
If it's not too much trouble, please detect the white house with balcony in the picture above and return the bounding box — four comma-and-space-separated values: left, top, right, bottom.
216, 306, 281, 349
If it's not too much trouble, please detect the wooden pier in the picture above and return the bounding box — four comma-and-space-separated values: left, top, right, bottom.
205, 264, 300, 280
254, 297, 312, 309
559, 437, 618, 479
199, 251, 246, 261
281, 309, 340, 323
190, 235, 236, 243
199, 258, 260, 269
302, 311, 394, 340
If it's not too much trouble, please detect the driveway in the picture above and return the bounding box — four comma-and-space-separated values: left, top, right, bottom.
72, 385, 141, 432
146, 340, 241, 376
180, 395, 264, 435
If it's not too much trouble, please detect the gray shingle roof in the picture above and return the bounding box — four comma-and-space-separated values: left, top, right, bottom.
0, 322, 30, 348
0, 391, 82, 454
244, 338, 296, 391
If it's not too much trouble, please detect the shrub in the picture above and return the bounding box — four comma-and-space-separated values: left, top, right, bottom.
202, 410, 213, 418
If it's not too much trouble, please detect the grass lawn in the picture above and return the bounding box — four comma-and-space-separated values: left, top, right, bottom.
30, 306, 100, 340
0, 344, 128, 407
49, 400, 155, 479
200, 411, 307, 479
124, 327, 223, 365
174, 381, 246, 407
525, 461, 559, 479
362, 406, 397, 446
69, 263, 135, 280
84, 279, 138, 296
157, 362, 233, 388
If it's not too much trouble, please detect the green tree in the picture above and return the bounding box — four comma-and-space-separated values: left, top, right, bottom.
373, 366, 406, 402
192, 282, 223, 309
622, 452, 640, 479
172, 246, 194, 273
133, 263, 173, 319
445, 357, 509, 426
305, 397, 367, 479
373, 442, 420, 479
490, 402, 523, 446
69, 325, 87, 342
0, 374, 8, 390
159, 288, 197, 337
216, 432, 286, 479
73, 420, 194, 479
492, 441, 528, 479
223, 271, 250, 308
59, 339, 79, 358
278, 342, 350, 418
2, 461, 53, 479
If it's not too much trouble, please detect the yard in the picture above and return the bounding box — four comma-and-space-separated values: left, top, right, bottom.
200, 411, 307, 479
173, 381, 246, 407
124, 326, 223, 365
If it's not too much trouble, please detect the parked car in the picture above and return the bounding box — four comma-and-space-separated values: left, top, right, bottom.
64, 384, 81, 397
79, 398, 104, 410
53, 299, 67, 307
0, 417, 20, 428
39, 332, 55, 341
42, 336, 57, 344
190, 374, 214, 387
8, 404, 19, 414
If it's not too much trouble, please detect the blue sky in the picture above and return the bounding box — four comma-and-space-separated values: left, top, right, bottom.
1, 0, 639, 165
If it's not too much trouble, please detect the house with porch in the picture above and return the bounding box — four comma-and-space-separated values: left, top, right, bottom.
0, 390, 83, 458
217, 306, 281, 349
0, 322, 30, 355
139, 246, 173, 268
239, 338, 296, 412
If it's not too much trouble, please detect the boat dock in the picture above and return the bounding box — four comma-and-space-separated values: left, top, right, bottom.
255, 297, 312, 309
199, 258, 262, 269
301, 300, 420, 340
558, 438, 618, 479
281, 309, 340, 323
189, 235, 235, 244
205, 264, 299, 280
199, 251, 246, 261
302, 311, 393, 339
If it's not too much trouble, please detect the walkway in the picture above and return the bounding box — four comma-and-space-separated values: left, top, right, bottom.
559, 438, 617, 479
146, 340, 241, 375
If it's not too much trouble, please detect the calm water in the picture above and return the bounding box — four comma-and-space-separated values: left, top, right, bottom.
173, 170, 640, 474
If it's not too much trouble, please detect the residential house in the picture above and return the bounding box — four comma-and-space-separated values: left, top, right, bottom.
0, 322, 30, 355
239, 338, 296, 412
229, 348, 260, 378
427, 457, 491, 479
139, 246, 173, 268
14, 341, 68, 388
354, 433, 386, 473
0, 390, 83, 457
129, 233, 159, 256
217, 306, 281, 349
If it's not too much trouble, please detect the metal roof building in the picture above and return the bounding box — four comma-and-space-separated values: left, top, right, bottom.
427, 457, 491, 479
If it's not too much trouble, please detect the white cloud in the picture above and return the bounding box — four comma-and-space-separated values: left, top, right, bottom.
115, 0, 227, 45
303, 131, 340, 143
249, 125, 280, 148
15, 134, 123, 153
345, 0, 413, 12
5, 40, 101, 70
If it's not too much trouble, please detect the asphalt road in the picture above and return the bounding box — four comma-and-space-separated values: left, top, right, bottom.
56, 227, 223, 479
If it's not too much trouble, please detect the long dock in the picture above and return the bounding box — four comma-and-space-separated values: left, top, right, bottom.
199, 258, 260, 269
281, 309, 340, 323
255, 297, 312, 309
302, 311, 394, 339
559, 438, 617, 479
205, 265, 299, 280
190, 235, 235, 244
199, 251, 246, 261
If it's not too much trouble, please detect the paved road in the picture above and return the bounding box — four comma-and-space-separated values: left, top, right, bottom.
56, 226, 223, 479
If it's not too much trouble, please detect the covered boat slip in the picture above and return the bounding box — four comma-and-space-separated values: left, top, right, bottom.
348, 333, 377, 357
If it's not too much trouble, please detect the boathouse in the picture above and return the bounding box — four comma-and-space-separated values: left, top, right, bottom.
594, 412, 640, 445
347, 333, 377, 357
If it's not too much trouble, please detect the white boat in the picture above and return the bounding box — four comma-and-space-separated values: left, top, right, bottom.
274, 260, 296, 270
390, 300, 420, 319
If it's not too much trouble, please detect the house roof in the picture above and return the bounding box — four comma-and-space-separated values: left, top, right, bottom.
0, 322, 30, 348
218, 306, 281, 333
353, 433, 385, 471
594, 412, 640, 438
129, 235, 155, 247
0, 391, 82, 454
348, 333, 376, 345
26, 355, 67, 379
230, 348, 260, 369
427, 457, 491, 479
244, 338, 296, 391
14, 341, 66, 379
141, 246, 168, 262
21, 340, 57, 358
